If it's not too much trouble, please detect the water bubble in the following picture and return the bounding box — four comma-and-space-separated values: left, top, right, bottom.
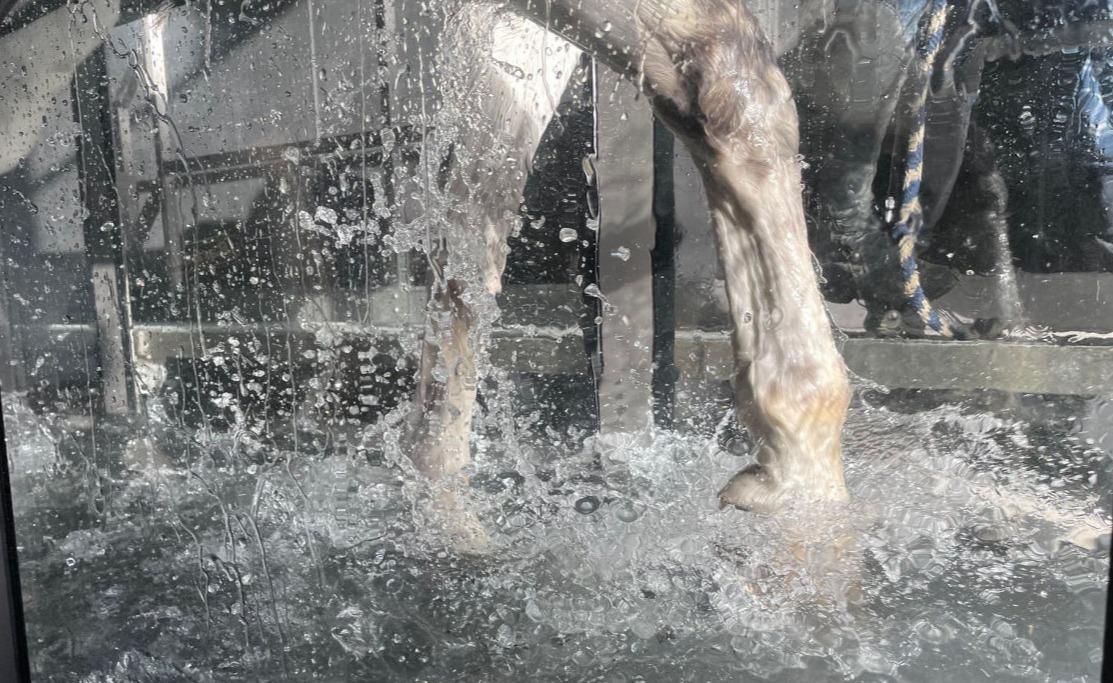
314, 206, 338, 225
571, 649, 595, 666
495, 623, 515, 648
614, 501, 643, 522
574, 496, 600, 514
583, 283, 605, 300
973, 524, 1010, 543
632, 620, 657, 640
525, 600, 546, 622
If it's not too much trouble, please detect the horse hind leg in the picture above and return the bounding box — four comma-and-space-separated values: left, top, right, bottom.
629, 0, 851, 512
420, 0, 850, 513
497, 0, 850, 512
403, 6, 581, 481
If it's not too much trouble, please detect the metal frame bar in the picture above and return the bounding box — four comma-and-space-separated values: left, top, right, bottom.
593, 68, 657, 434
0, 391, 31, 682
136, 126, 418, 189
651, 119, 677, 428
74, 44, 134, 415
1106, 552, 1113, 681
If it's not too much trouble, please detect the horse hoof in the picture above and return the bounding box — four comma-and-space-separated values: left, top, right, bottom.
426, 487, 491, 555
717, 464, 786, 514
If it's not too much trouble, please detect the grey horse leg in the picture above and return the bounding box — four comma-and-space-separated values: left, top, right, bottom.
404, 5, 580, 479
511, 0, 851, 511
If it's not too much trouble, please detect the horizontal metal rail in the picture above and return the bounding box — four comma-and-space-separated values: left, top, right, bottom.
16, 281, 1113, 396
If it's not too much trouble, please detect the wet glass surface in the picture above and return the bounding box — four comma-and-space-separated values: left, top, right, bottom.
3, 389, 1111, 680
1, 0, 1111, 680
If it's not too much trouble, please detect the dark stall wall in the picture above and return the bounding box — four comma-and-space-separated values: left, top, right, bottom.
0, 2, 110, 398
108, 1, 404, 160
108, 0, 435, 162
123, 3, 434, 304
0, 0, 438, 400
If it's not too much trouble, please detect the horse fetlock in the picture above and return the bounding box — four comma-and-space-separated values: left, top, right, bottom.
726, 367, 850, 511
719, 432, 850, 513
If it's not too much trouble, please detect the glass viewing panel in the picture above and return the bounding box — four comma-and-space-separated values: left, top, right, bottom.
0, 0, 1110, 680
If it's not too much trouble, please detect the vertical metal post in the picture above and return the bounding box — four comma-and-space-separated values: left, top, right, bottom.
593, 71, 656, 436
1105, 546, 1113, 683
0, 392, 31, 682
375, 0, 411, 292
142, 15, 183, 300
650, 121, 677, 428
0, 274, 22, 394
581, 59, 603, 427
75, 46, 133, 415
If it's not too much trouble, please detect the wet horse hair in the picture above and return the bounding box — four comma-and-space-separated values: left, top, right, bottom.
403, 0, 851, 513
0, 0, 852, 514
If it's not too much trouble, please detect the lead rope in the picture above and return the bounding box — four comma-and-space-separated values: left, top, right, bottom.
891, 0, 969, 339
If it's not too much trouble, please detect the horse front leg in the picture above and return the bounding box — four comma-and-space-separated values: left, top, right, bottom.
576, 0, 852, 511
654, 10, 852, 512
406, 268, 477, 478
403, 6, 580, 481
672, 76, 851, 513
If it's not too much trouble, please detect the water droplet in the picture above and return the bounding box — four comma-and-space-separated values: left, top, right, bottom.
525, 600, 545, 622
914, 619, 952, 644
571, 649, 595, 666
614, 501, 642, 522
559, 228, 578, 242
610, 246, 630, 261
574, 496, 600, 514
582, 155, 596, 185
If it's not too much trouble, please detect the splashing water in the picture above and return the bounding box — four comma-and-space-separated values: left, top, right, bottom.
1, 2, 1108, 681
6, 388, 1108, 681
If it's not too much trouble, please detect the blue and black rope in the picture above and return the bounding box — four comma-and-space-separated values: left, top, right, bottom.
891, 0, 968, 339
